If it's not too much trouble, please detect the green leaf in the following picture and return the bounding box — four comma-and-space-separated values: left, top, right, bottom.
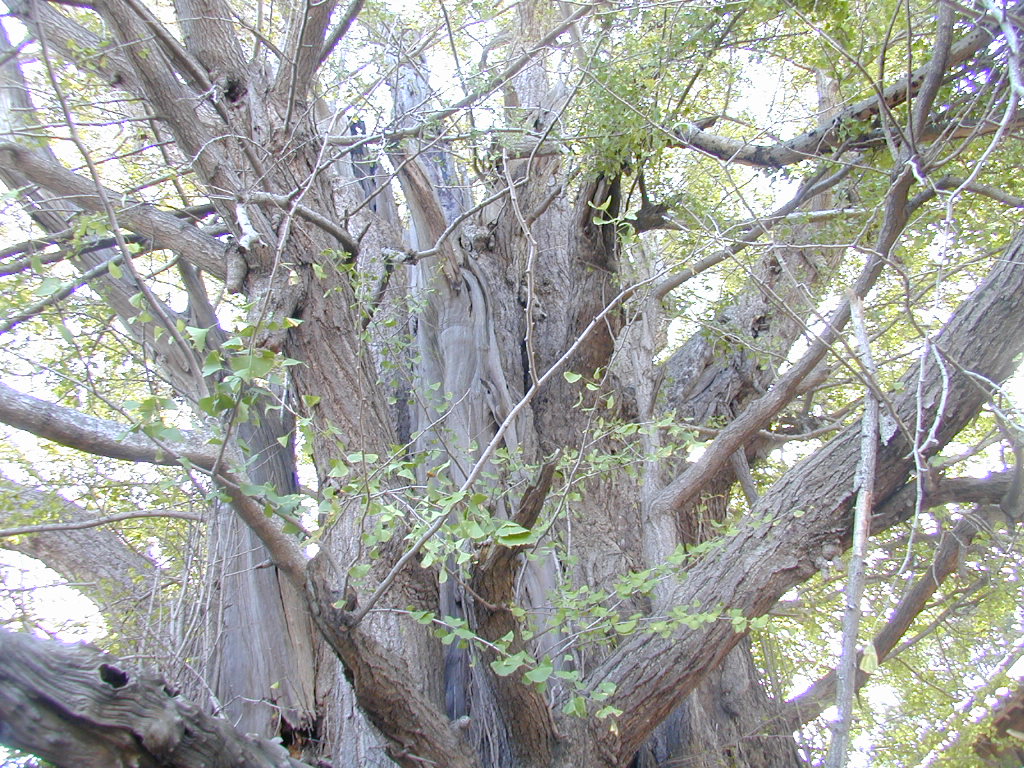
490, 651, 529, 677
562, 696, 587, 718
35, 277, 63, 297
494, 520, 533, 546
230, 349, 278, 380
613, 616, 639, 634
563, 371, 582, 383
524, 658, 553, 684
859, 642, 879, 675
107, 259, 123, 279
185, 325, 210, 351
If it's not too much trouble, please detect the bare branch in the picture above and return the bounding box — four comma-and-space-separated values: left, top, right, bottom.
0, 381, 224, 469
670, 20, 996, 167
317, 0, 364, 68
0, 142, 231, 278
0, 509, 202, 538
0, 250, 126, 336
247, 191, 360, 256
652, 164, 853, 300
823, 294, 880, 768
652, 163, 915, 519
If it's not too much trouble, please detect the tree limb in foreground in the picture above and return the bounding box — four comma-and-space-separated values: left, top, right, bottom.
0, 381, 224, 469
0, 629, 311, 768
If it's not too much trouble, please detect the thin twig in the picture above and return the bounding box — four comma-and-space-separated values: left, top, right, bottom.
824, 293, 880, 768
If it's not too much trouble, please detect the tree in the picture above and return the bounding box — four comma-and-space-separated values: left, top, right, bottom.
1, 0, 1023, 766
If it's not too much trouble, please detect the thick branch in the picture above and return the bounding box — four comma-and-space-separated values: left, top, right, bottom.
587, 225, 1024, 765
274, 0, 338, 119
671, 20, 995, 167
469, 460, 559, 764
305, 577, 481, 768
174, 0, 247, 84
0, 629, 311, 768
0, 381, 224, 469
0, 478, 155, 597
0, 142, 230, 278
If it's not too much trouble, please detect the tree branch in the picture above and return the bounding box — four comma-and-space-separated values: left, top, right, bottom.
0, 629, 312, 768
0, 509, 201, 538
670, 19, 996, 167
469, 459, 560, 764
304, 577, 481, 768
316, 0, 364, 68
0, 381, 224, 469
4, 0, 144, 95
0, 478, 156, 598
824, 294, 881, 768
0, 142, 231, 278
174, 0, 247, 85
587, 224, 1024, 765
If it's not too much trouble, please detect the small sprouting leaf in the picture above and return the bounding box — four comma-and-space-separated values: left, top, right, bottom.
35, 277, 63, 297
107, 259, 123, 279
563, 371, 582, 383
859, 642, 879, 675
562, 696, 587, 718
